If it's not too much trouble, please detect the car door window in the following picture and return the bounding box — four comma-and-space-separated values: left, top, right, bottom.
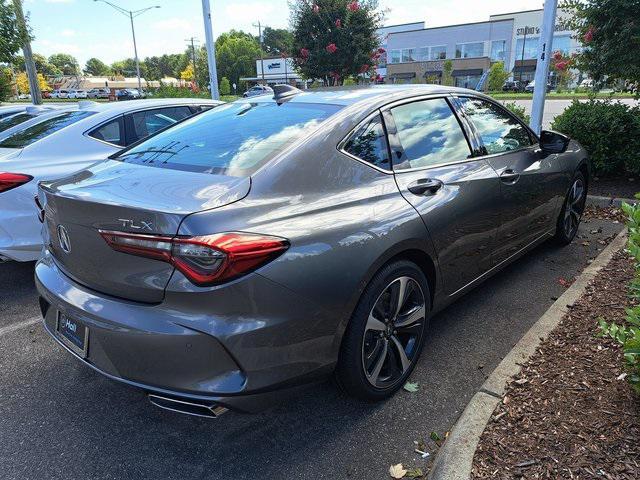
88, 116, 125, 146
128, 106, 193, 143
390, 98, 472, 170
343, 114, 391, 169
457, 97, 533, 155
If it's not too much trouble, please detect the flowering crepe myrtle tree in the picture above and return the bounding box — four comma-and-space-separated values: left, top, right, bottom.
551, 50, 576, 92
561, 0, 640, 93
290, 0, 383, 86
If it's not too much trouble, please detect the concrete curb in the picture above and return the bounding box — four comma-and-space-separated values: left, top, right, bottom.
427, 228, 628, 480
586, 194, 636, 208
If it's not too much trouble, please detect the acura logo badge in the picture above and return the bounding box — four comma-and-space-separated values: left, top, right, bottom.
57, 225, 71, 253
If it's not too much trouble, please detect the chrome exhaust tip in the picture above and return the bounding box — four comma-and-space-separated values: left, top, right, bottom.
148, 394, 228, 418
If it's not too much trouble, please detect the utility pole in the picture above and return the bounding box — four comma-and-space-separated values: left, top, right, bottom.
519, 28, 528, 85
12, 0, 42, 104
94, 1, 160, 93
253, 21, 266, 85
530, 0, 558, 134
185, 37, 199, 87
201, 0, 219, 99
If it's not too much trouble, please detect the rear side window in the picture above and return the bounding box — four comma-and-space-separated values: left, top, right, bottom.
457, 97, 533, 155
0, 113, 35, 132
343, 114, 391, 169
117, 102, 342, 176
127, 106, 193, 142
88, 116, 125, 146
390, 98, 472, 170
0, 111, 96, 148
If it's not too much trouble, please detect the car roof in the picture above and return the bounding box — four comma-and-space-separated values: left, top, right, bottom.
76, 98, 222, 115
240, 84, 489, 107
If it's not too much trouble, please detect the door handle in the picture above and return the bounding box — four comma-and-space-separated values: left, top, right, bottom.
499, 169, 520, 183
407, 178, 443, 196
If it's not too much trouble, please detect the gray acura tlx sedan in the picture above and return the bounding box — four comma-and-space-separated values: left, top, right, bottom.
35, 85, 588, 417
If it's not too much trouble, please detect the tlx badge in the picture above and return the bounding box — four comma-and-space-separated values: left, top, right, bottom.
117, 219, 153, 231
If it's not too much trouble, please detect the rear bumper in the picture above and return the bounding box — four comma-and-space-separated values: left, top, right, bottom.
0, 182, 41, 262
35, 251, 337, 413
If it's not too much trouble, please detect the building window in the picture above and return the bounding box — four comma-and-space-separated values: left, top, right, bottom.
490, 40, 507, 62
430, 45, 447, 60
455, 42, 485, 59
552, 35, 571, 56
514, 36, 538, 60
401, 48, 416, 62
454, 75, 483, 89
389, 49, 401, 64
416, 47, 429, 61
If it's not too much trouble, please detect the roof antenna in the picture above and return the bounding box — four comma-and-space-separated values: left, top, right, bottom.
272, 84, 302, 103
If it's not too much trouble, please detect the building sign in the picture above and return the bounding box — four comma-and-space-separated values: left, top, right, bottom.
267, 62, 282, 70
516, 19, 571, 36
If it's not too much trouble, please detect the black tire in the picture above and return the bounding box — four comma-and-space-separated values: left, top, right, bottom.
335, 260, 430, 401
554, 171, 587, 245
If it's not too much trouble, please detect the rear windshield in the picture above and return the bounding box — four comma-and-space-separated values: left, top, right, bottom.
116, 101, 342, 176
0, 110, 96, 148
0, 113, 35, 133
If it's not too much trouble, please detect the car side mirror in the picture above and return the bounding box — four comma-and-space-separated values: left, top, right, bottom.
540, 130, 570, 154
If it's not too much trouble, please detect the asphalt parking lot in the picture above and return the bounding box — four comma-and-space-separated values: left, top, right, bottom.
0, 216, 623, 480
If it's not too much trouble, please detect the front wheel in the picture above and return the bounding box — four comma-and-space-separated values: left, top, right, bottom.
335, 260, 430, 401
554, 171, 587, 245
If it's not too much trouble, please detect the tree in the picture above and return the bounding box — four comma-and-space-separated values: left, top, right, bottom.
262, 27, 294, 56
290, 0, 383, 85
0, 67, 13, 101
487, 61, 509, 91
16, 71, 49, 93
219, 76, 231, 95
442, 59, 454, 86
550, 51, 576, 92
214, 33, 261, 90
12, 53, 61, 76
180, 63, 194, 81
0, 0, 22, 63
562, 0, 640, 92
110, 58, 146, 78
145, 53, 189, 80
84, 57, 110, 76
48, 53, 79, 75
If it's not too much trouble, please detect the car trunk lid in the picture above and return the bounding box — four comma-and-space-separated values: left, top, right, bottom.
40, 160, 250, 303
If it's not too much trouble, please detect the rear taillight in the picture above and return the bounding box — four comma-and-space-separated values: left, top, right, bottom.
0, 173, 32, 193
99, 230, 289, 286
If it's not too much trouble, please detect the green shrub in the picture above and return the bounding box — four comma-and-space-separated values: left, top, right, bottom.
487, 62, 509, 92
154, 83, 209, 99
551, 99, 640, 176
503, 101, 530, 124
219, 77, 231, 96
599, 198, 640, 394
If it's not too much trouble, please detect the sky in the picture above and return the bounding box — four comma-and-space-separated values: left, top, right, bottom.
25, 0, 545, 68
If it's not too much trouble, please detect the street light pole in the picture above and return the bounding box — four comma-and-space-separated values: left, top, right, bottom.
12, 0, 42, 104
94, 1, 160, 93
201, 0, 219, 100
530, 0, 558, 134
253, 21, 266, 85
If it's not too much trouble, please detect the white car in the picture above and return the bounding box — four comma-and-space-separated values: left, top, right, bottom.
68, 89, 88, 99
51, 89, 70, 99
0, 105, 70, 140
0, 98, 222, 261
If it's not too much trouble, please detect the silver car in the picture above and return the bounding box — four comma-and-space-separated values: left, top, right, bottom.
35, 85, 588, 417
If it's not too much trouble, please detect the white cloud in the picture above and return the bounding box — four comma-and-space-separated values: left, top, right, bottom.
60, 29, 76, 37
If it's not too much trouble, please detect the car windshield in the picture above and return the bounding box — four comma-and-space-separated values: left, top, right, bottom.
0, 110, 96, 148
116, 101, 342, 176
0, 113, 35, 133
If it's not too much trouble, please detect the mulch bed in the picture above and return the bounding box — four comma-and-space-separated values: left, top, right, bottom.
472, 250, 640, 479
590, 176, 638, 200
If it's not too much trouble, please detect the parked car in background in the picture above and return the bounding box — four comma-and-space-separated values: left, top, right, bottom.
117, 88, 142, 101
87, 88, 111, 99
34, 85, 589, 416
243, 84, 274, 98
68, 90, 88, 99
525, 80, 552, 93
17, 93, 31, 100
0, 98, 222, 262
51, 89, 70, 99
502, 80, 524, 92
579, 78, 594, 89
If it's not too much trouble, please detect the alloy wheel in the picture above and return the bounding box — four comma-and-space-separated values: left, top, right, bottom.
361, 276, 426, 389
563, 178, 585, 239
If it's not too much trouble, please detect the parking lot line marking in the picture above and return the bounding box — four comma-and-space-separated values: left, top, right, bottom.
0, 316, 41, 336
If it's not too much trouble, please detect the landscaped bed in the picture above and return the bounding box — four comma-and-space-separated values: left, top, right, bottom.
471, 249, 640, 478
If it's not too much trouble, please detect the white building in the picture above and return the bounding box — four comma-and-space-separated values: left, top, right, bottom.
241, 57, 304, 87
